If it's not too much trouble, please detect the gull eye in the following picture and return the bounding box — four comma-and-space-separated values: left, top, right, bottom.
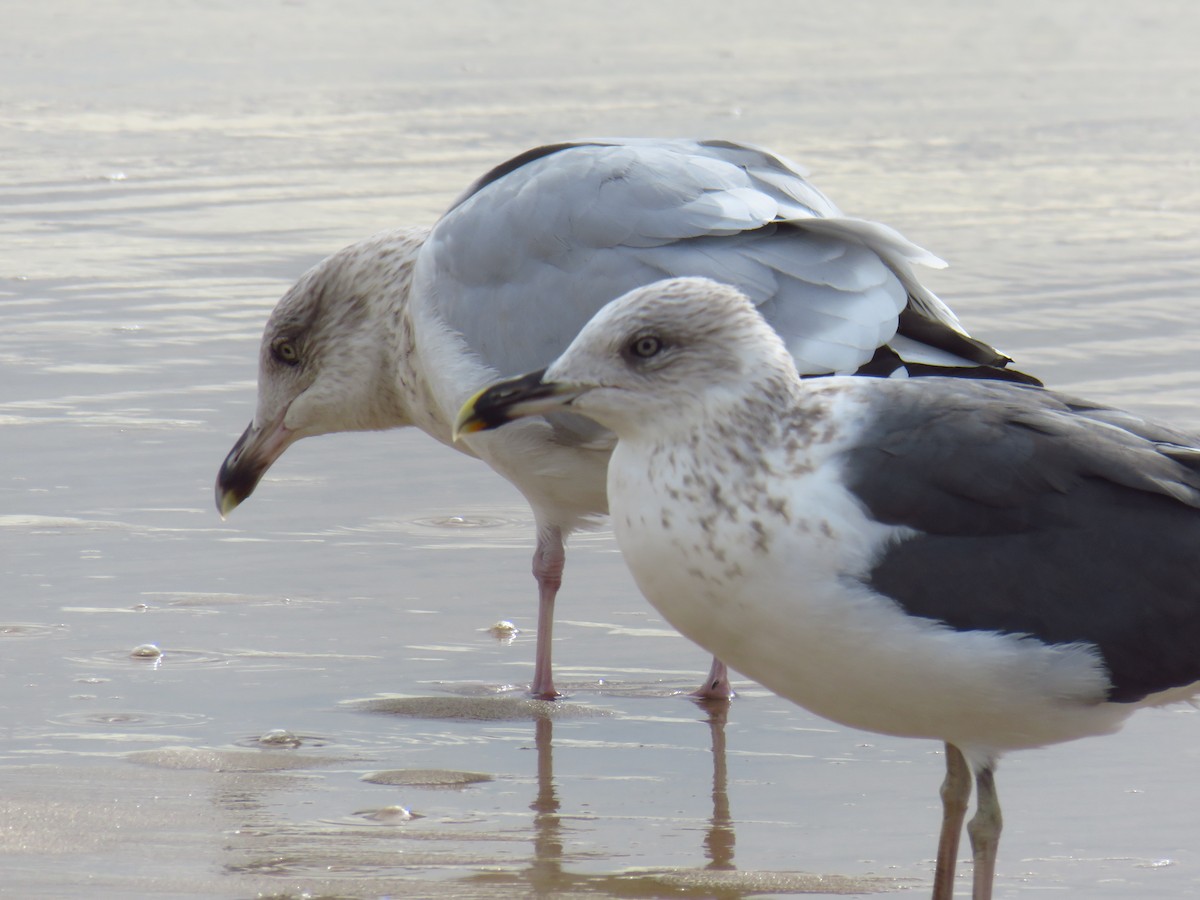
629, 335, 664, 359
271, 336, 300, 366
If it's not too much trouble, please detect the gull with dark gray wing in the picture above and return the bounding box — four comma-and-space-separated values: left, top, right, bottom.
455, 276, 1200, 899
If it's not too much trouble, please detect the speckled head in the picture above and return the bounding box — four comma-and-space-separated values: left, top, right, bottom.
216, 227, 429, 517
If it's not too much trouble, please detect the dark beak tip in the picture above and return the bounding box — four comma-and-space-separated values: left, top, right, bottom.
214, 420, 271, 517
215, 452, 262, 518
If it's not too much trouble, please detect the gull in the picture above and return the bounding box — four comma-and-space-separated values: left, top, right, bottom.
215, 138, 1035, 701
454, 276, 1200, 899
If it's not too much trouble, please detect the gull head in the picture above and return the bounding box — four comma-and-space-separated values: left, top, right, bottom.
454, 277, 797, 442
216, 228, 428, 517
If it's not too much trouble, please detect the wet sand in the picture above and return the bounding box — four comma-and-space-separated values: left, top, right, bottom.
3, 2, 1200, 897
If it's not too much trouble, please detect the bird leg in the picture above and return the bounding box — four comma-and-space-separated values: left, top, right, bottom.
529, 526, 565, 700
967, 763, 1001, 900
691, 656, 736, 701
932, 743, 972, 900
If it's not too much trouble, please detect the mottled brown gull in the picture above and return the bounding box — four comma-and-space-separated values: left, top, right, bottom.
455, 276, 1200, 899
215, 138, 1035, 700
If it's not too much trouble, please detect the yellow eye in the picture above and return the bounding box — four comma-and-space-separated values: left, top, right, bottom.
271, 336, 299, 366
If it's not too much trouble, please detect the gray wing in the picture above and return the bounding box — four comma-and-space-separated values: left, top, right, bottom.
841, 379, 1200, 702
425, 139, 1007, 385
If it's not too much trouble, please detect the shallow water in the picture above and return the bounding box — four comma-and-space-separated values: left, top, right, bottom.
3, 2, 1200, 897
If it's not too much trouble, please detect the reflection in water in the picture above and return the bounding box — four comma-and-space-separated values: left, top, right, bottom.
487, 697, 743, 896
123, 694, 890, 896
529, 715, 564, 895
468, 696, 887, 897
700, 698, 736, 872
463, 710, 580, 896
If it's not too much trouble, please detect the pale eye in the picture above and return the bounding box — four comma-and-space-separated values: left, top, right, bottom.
629, 335, 664, 359
271, 336, 300, 366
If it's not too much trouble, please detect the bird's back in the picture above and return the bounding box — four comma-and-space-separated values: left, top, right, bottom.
421, 138, 1030, 383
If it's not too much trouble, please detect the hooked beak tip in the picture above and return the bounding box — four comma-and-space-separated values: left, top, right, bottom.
215, 483, 242, 520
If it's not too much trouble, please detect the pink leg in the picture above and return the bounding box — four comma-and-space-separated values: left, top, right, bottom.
967, 763, 1001, 900
691, 656, 736, 701
529, 526, 564, 700
933, 742, 971, 900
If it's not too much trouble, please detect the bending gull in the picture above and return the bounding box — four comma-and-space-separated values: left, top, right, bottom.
215, 138, 1036, 700
455, 276, 1200, 899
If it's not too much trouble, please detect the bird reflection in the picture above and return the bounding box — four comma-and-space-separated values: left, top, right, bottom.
459, 694, 737, 896
698, 697, 736, 871
216, 692, 880, 895
520, 697, 737, 895
528, 714, 565, 895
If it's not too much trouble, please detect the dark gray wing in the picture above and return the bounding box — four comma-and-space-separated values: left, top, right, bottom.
841, 379, 1200, 702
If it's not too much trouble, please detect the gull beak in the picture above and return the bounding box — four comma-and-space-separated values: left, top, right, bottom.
453, 369, 585, 441
214, 418, 295, 518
